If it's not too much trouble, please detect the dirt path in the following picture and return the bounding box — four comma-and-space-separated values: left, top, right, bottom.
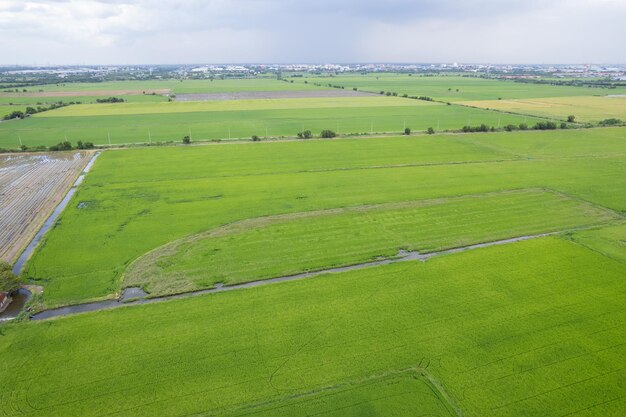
31, 232, 557, 321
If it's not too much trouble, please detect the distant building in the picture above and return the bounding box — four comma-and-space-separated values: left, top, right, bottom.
0, 292, 11, 313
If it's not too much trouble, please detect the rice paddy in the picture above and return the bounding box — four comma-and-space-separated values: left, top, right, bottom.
1, 75, 625, 417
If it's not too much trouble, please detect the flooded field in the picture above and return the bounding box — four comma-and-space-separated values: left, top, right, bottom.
0, 151, 92, 264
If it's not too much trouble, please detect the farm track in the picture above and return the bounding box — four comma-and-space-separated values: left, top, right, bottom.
0, 152, 92, 263
31, 231, 559, 321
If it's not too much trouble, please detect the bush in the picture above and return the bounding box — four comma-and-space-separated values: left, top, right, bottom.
533, 121, 557, 130
519, 123, 528, 130
567, 115, 576, 123
49, 141, 73, 151
462, 124, 490, 133
320, 129, 337, 138
504, 124, 517, 132
427, 127, 435, 134
599, 118, 622, 126
251, 135, 260, 141
404, 127, 411, 135
297, 130, 312, 139
96, 97, 125, 103
182, 135, 191, 144
560, 122, 568, 129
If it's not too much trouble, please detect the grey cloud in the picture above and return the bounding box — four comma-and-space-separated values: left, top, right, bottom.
1, 0, 625, 64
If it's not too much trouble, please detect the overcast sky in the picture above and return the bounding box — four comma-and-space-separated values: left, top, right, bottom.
2, 0, 626, 65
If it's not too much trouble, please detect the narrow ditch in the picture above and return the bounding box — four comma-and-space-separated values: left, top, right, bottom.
30, 232, 556, 321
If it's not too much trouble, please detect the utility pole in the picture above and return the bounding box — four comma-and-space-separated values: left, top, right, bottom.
148, 129, 152, 144
188, 127, 192, 141
18, 135, 22, 147
108, 130, 111, 146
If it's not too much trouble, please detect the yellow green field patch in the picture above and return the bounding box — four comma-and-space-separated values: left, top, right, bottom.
36, 96, 430, 118
460, 95, 626, 122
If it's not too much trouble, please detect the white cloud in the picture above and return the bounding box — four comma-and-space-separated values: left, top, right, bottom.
1, 0, 625, 64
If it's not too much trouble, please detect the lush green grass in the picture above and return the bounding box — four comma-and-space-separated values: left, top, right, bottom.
124, 189, 618, 296
222, 370, 457, 417
3, 237, 626, 416
0, 94, 168, 105
9, 78, 327, 94
460, 95, 626, 122
0, 104, 30, 120
0, 98, 545, 148
299, 74, 626, 102
36, 96, 422, 117
23, 128, 626, 306
569, 223, 626, 264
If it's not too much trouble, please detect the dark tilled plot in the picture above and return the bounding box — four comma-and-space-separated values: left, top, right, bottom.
174, 89, 377, 101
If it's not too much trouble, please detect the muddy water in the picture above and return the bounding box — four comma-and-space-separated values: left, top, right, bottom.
30, 232, 556, 321
0, 288, 32, 321
12, 152, 100, 275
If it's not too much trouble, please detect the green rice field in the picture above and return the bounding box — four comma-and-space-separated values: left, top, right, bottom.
23, 128, 626, 307
1, 78, 625, 417
298, 73, 626, 101
2, 236, 625, 417
0, 96, 545, 148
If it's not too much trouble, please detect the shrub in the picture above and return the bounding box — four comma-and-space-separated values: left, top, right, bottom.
567, 115, 576, 123
519, 123, 529, 130
560, 122, 568, 129
533, 121, 557, 130
96, 97, 125, 103
49, 141, 73, 151
427, 127, 435, 134
297, 130, 312, 139
599, 118, 622, 126
404, 127, 411, 135
251, 135, 260, 141
320, 129, 337, 138
182, 135, 191, 144
504, 124, 517, 132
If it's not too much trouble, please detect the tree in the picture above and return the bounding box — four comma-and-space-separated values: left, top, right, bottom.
182, 135, 191, 144
567, 115, 576, 123
0, 262, 21, 293
404, 127, 411, 135
320, 129, 336, 138
560, 122, 568, 129
251, 135, 260, 141
427, 127, 435, 134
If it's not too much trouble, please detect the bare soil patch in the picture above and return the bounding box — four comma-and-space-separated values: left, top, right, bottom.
0, 151, 92, 263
